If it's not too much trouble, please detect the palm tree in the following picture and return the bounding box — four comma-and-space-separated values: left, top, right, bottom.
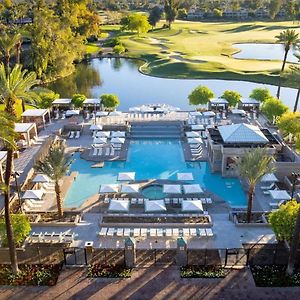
284, 65, 300, 113
237, 148, 275, 223
34, 142, 71, 218
0, 64, 39, 274
275, 29, 300, 98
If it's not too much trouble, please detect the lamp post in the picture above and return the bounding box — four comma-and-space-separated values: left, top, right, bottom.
291, 172, 300, 199
12, 171, 22, 212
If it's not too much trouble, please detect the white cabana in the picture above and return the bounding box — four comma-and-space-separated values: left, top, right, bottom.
191, 125, 205, 131
187, 137, 203, 144
269, 190, 291, 201
93, 137, 107, 144
32, 174, 50, 183
96, 131, 110, 137
186, 131, 201, 138
15, 122, 38, 146
96, 111, 109, 117
52, 98, 72, 106
111, 131, 126, 138
99, 184, 119, 193
118, 172, 136, 181
163, 184, 182, 194
111, 137, 125, 144
202, 111, 215, 117
109, 111, 123, 116
22, 189, 44, 200
182, 200, 204, 213
261, 173, 279, 183
121, 184, 140, 194
183, 184, 204, 194
83, 99, 100, 106
108, 199, 130, 212
189, 111, 202, 117
90, 124, 103, 131
144, 199, 167, 212
177, 173, 194, 181
21, 109, 51, 130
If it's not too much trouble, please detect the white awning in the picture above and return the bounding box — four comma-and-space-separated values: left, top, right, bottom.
93, 137, 107, 144
15, 123, 35, 133
191, 125, 205, 131
187, 137, 203, 144
261, 173, 279, 183
96, 131, 110, 137
108, 199, 129, 212
121, 184, 140, 193
202, 111, 215, 117
99, 184, 119, 193
65, 110, 80, 117
144, 199, 166, 212
109, 111, 123, 116
32, 174, 50, 183
269, 190, 291, 201
90, 124, 103, 131
111, 131, 126, 138
163, 184, 181, 194
118, 172, 135, 181
186, 131, 201, 138
177, 173, 194, 181
111, 137, 125, 144
83, 98, 100, 105
21, 109, 49, 117
96, 111, 109, 117
22, 189, 44, 200
182, 200, 204, 212
52, 98, 72, 105
183, 184, 204, 194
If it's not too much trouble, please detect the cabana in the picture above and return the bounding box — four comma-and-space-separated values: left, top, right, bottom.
177, 173, 194, 181
52, 99, 72, 111
21, 109, 51, 131
182, 200, 204, 213
183, 184, 204, 194
0, 151, 7, 183
108, 199, 129, 212
118, 172, 135, 181
99, 184, 119, 193
238, 98, 260, 111
163, 184, 181, 194
209, 98, 229, 111
83, 99, 101, 111
144, 199, 167, 213
121, 184, 140, 194
15, 123, 38, 147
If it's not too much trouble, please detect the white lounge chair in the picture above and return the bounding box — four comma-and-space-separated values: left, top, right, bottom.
116, 228, 124, 236
92, 147, 98, 156
140, 228, 148, 237
98, 148, 103, 156
198, 228, 206, 237
165, 228, 172, 237
205, 228, 214, 237
69, 131, 75, 139
105, 148, 110, 156
150, 228, 157, 237
261, 183, 275, 190
63, 233, 75, 242
99, 228, 108, 236
183, 228, 190, 236
190, 228, 197, 236
124, 228, 131, 236
61, 114, 66, 120
75, 131, 80, 139
106, 228, 115, 236
133, 228, 140, 236
157, 228, 163, 237
172, 228, 179, 237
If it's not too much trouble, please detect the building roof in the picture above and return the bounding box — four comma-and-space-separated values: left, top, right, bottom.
83, 99, 100, 105
21, 109, 49, 117
240, 98, 260, 105
219, 123, 268, 144
52, 98, 72, 105
15, 123, 35, 133
210, 98, 229, 105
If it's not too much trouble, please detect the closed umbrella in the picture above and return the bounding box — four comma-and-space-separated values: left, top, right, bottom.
183, 184, 204, 194
163, 184, 181, 194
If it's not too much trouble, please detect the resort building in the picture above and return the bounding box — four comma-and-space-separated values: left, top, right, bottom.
15, 123, 38, 148
21, 109, 51, 131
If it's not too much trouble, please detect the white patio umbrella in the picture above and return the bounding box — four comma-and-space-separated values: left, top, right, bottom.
99, 184, 119, 193
90, 124, 103, 131
144, 199, 167, 212
32, 174, 50, 183
261, 173, 279, 183
182, 200, 204, 212
269, 190, 291, 201
191, 125, 205, 131
183, 184, 204, 194
108, 199, 129, 212
187, 137, 203, 144
22, 189, 44, 200
121, 184, 140, 193
96, 111, 109, 117
118, 172, 136, 181
109, 111, 123, 116
163, 184, 181, 194
111, 137, 125, 144
96, 131, 110, 137
111, 131, 126, 138
177, 173, 194, 181
202, 111, 215, 117
189, 111, 202, 117
186, 131, 201, 138
93, 137, 107, 144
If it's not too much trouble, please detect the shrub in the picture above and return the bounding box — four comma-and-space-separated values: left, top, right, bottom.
100, 94, 120, 108
113, 44, 126, 55
249, 87, 271, 103
34, 88, 59, 109
261, 97, 289, 124
188, 86, 214, 106
71, 94, 86, 108
180, 266, 226, 278
87, 264, 132, 278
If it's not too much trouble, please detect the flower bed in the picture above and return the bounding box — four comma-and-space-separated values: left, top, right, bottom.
180, 266, 226, 278
0, 264, 62, 286
251, 265, 300, 287
87, 264, 132, 278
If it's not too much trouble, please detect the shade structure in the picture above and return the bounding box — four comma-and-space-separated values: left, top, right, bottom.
118, 172, 135, 181
269, 190, 291, 201
186, 131, 201, 138
129, 107, 141, 112
65, 110, 80, 117
144, 199, 167, 212
231, 109, 246, 115
96, 131, 110, 137
202, 111, 215, 117
182, 200, 204, 212
111, 137, 125, 144
111, 131, 126, 138
121, 184, 140, 194
96, 111, 109, 117
183, 184, 204, 194
22, 189, 44, 200
109, 111, 123, 116
90, 124, 103, 131
191, 125, 205, 131
83, 98, 100, 105
99, 184, 119, 193
177, 173, 194, 181
93, 137, 107, 144
108, 199, 129, 212
32, 174, 50, 183
261, 173, 279, 183
187, 137, 203, 144
189, 111, 202, 117
163, 184, 181, 194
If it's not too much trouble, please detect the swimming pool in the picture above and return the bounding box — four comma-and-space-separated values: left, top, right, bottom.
64, 139, 246, 207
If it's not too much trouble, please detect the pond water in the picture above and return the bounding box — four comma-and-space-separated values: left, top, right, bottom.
233, 43, 299, 63
47, 58, 298, 111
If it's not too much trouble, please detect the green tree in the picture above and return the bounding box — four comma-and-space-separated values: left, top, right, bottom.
164, 0, 177, 29
221, 90, 241, 107
275, 29, 300, 98
121, 13, 150, 35
34, 142, 71, 218
71, 93, 86, 108
269, 0, 283, 19
237, 148, 275, 223
213, 8, 223, 18
0, 214, 31, 248
283, 65, 300, 113
188, 86, 214, 106
113, 44, 126, 55
148, 6, 162, 30
261, 97, 289, 124
100, 94, 120, 108
277, 112, 300, 143
177, 8, 187, 19
34, 88, 59, 109
249, 87, 271, 103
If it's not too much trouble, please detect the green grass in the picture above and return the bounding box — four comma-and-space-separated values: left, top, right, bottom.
0, 103, 35, 120
84, 43, 101, 54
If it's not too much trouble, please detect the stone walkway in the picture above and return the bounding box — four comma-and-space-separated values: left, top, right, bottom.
0, 266, 299, 300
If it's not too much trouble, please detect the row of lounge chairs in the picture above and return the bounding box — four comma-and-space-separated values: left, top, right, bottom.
92, 147, 115, 157
189, 143, 204, 157
98, 227, 214, 238
54, 113, 66, 120
104, 197, 212, 204
69, 131, 81, 139
28, 232, 75, 243
23, 199, 45, 212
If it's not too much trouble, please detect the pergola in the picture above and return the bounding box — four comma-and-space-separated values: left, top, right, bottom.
83, 99, 101, 111
209, 98, 229, 110
238, 98, 260, 111
15, 123, 38, 146
21, 109, 51, 131
52, 98, 72, 111
0, 151, 7, 183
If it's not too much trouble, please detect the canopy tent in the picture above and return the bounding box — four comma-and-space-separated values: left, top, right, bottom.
186, 131, 201, 138
32, 174, 50, 183
269, 190, 291, 201
121, 184, 140, 194
96, 131, 110, 137
191, 125, 205, 131
189, 111, 202, 117
202, 111, 215, 117
15, 122, 37, 146
108, 199, 130, 212
96, 111, 109, 117
21, 109, 51, 130
111, 131, 126, 138
90, 124, 103, 131
111, 137, 125, 144
118, 172, 136, 181
182, 200, 204, 212
187, 137, 203, 144
177, 173, 194, 181
183, 184, 204, 194
99, 184, 119, 193
261, 173, 279, 183
163, 184, 181, 194
22, 189, 44, 200
144, 199, 167, 212
109, 111, 123, 116
65, 110, 80, 117
93, 137, 107, 144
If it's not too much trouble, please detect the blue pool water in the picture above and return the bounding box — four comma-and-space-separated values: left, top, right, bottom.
64, 139, 247, 207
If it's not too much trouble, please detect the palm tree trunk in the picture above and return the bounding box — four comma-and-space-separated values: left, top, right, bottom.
247, 185, 254, 223
21, 99, 26, 113
4, 149, 19, 275
5, 53, 10, 74
286, 209, 300, 275
16, 42, 21, 65
293, 89, 300, 113
55, 181, 64, 218
277, 49, 289, 99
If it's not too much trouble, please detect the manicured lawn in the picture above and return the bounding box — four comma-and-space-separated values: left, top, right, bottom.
0, 102, 35, 119
84, 42, 101, 54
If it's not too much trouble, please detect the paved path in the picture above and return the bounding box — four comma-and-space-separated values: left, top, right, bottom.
0, 266, 299, 300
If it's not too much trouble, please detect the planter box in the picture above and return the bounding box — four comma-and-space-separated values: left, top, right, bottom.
30, 214, 81, 227
233, 213, 270, 227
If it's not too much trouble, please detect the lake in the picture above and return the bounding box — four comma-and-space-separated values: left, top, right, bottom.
47, 58, 298, 111
233, 43, 299, 63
